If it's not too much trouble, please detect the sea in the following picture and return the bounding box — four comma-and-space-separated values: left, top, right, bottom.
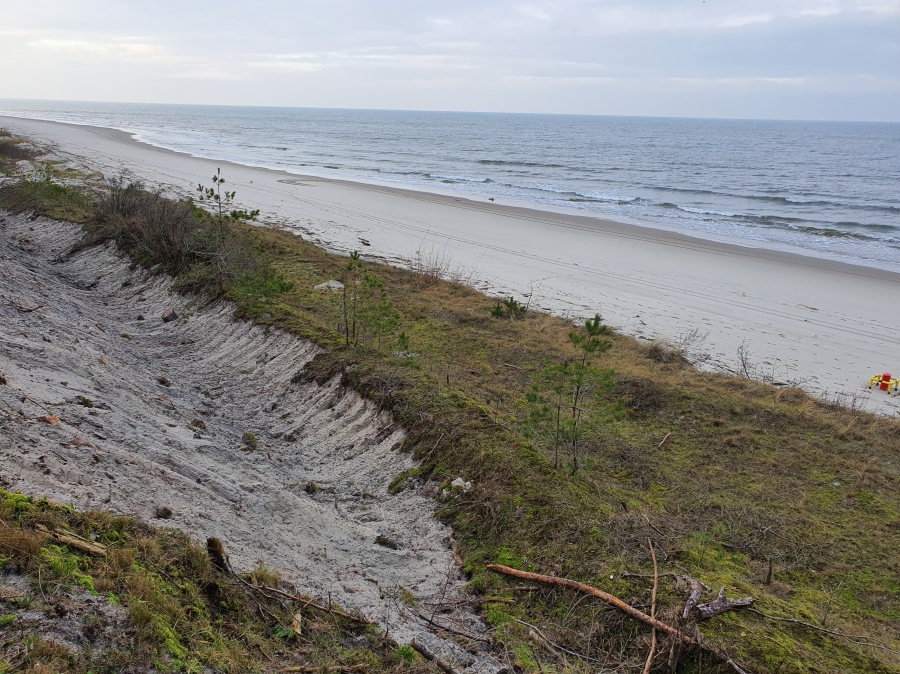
2, 99, 899, 270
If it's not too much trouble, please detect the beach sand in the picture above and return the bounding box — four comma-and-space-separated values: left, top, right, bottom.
4, 115, 899, 416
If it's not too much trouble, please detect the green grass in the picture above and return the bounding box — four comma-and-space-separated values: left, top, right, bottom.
1, 150, 898, 673
0, 491, 416, 673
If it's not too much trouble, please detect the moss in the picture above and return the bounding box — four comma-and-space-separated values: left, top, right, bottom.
0, 489, 407, 673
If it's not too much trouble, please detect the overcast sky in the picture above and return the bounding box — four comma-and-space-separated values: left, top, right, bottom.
1, 0, 898, 121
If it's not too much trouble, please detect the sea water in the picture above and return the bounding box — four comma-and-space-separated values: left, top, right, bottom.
2, 100, 898, 269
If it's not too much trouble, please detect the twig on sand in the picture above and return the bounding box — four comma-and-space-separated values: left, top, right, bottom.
410, 639, 460, 674
258, 584, 376, 626
415, 610, 490, 643
14, 303, 44, 313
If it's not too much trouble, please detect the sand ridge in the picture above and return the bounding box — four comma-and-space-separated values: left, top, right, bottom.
0, 211, 496, 669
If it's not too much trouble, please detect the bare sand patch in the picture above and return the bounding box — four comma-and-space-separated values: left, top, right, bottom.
0, 211, 494, 669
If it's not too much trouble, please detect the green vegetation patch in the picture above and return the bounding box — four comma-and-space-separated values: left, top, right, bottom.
0, 491, 417, 673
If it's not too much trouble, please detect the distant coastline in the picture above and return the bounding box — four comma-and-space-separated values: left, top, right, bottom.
2, 100, 898, 273
3, 113, 899, 419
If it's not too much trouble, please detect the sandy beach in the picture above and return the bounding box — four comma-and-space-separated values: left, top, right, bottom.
4, 114, 899, 416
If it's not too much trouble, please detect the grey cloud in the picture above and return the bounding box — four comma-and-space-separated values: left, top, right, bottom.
1, 0, 898, 120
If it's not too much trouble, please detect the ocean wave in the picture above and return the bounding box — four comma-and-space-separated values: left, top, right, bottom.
428, 174, 492, 184
4, 102, 898, 269
477, 159, 566, 169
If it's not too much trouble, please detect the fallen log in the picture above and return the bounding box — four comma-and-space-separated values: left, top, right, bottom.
696, 587, 754, 620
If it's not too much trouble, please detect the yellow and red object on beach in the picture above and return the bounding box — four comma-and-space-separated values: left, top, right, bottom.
869, 373, 899, 392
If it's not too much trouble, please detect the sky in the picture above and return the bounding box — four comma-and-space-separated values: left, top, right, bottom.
1, 0, 899, 121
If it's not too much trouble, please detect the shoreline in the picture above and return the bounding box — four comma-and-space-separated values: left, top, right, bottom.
3, 112, 898, 276
3, 114, 899, 415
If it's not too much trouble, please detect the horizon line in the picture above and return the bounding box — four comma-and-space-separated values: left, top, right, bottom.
2, 97, 898, 126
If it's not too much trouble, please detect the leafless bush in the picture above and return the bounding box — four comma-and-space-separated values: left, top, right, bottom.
735, 339, 755, 379
648, 327, 711, 365
673, 327, 711, 364
406, 238, 480, 287
409, 240, 453, 286
85, 176, 261, 293
818, 389, 871, 414
0, 135, 38, 161
87, 177, 203, 274
731, 339, 813, 388
646, 341, 683, 364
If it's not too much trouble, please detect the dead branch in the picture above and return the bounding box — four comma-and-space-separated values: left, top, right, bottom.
282, 666, 368, 673
410, 639, 460, 674
35, 524, 106, 556
748, 609, 900, 655
656, 432, 672, 448
259, 584, 376, 626
695, 587, 753, 620
488, 564, 691, 643
527, 628, 563, 662
683, 576, 710, 618
486, 564, 753, 674
642, 539, 659, 674
514, 619, 609, 665
415, 610, 490, 643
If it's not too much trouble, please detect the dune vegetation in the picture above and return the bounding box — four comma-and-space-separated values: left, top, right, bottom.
0, 137, 897, 673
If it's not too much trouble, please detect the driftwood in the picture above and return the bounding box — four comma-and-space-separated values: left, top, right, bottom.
486, 564, 752, 674
696, 587, 754, 619
410, 639, 460, 674
35, 524, 107, 557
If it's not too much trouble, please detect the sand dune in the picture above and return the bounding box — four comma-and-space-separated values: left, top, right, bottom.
3, 115, 899, 416
0, 210, 494, 667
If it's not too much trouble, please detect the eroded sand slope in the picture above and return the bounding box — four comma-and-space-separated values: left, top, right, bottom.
0, 211, 492, 667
